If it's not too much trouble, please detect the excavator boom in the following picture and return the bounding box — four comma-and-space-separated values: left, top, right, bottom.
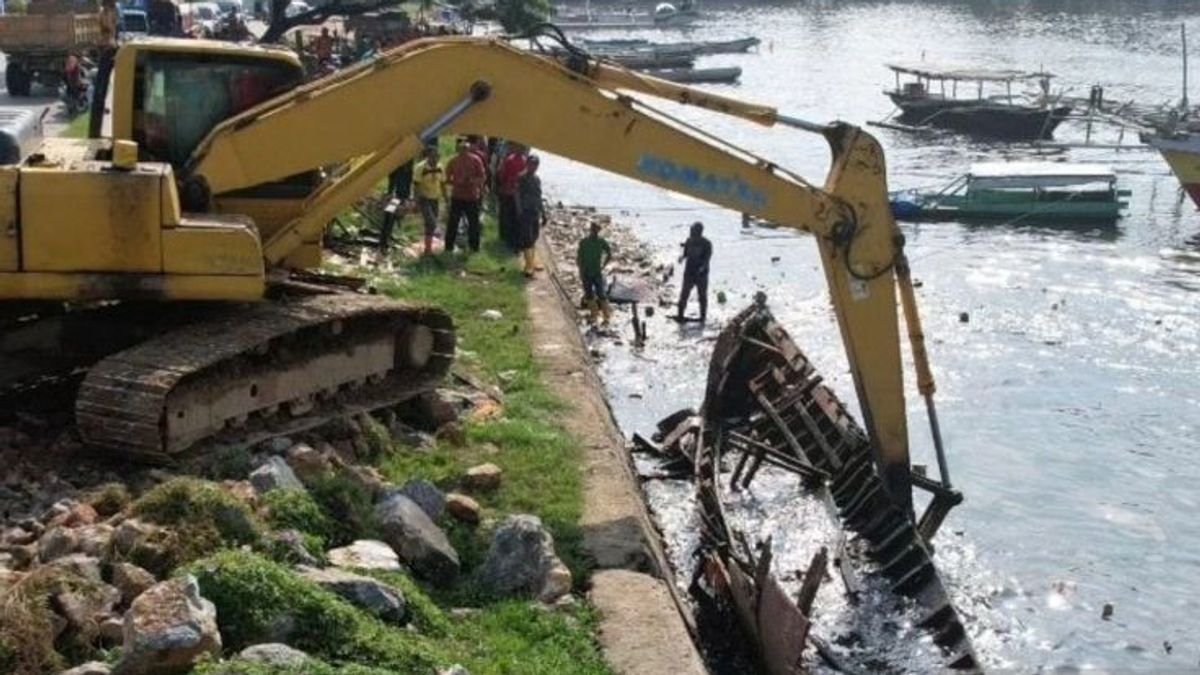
183, 37, 922, 512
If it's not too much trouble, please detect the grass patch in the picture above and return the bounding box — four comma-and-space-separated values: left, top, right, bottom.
131, 477, 262, 571
306, 473, 379, 547
366, 230, 588, 593
186, 550, 442, 672
82, 482, 131, 517
61, 113, 89, 139
0, 564, 112, 674
261, 489, 336, 552
188, 551, 608, 675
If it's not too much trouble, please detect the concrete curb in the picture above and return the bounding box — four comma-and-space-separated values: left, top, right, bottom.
525, 239, 707, 675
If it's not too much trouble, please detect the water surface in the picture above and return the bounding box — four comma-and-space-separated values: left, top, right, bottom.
541, 1, 1200, 670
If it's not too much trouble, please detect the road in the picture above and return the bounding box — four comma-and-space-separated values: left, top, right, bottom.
0, 51, 73, 138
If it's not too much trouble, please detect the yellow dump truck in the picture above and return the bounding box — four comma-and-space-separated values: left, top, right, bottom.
0, 0, 102, 95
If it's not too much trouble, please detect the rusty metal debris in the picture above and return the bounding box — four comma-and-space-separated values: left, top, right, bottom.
647, 298, 979, 674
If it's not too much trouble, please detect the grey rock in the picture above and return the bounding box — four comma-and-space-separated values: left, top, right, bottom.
262, 436, 294, 454
237, 643, 310, 666
267, 529, 320, 567
38, 526, 79, 562
99, 616, 125, 644
249, 456, 304, 493
54, 582, 120, 634
327, 540, 402, 571
75, 524, 115, 557
285, 443, 332, 482
2, 525, 35, 546
393, 479, 445, 520
111, 562, 157, 606
45, 553, 103, 583
375, 494, 460, 587
477, 515, 573, 602
112, 519, 159, 556
113, 575, 221, 675
59, 662, 113, 675
298, 566, 408, 624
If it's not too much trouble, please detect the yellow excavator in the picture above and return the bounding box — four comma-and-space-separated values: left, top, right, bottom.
0, 33, 957, 524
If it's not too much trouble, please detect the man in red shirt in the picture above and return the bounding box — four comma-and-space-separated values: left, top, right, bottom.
495, 143, 527, 251
444, 138, 487, 253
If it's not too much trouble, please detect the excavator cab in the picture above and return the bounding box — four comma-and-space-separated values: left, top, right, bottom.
105, 39, 324, 267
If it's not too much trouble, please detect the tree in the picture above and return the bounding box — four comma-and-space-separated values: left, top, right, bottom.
466, 0, 551, 34
260, 0, 404, 44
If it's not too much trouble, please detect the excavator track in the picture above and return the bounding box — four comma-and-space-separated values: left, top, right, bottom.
75, 294, 454, 462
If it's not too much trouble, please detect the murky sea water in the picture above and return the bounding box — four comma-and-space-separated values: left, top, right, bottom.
539, 1, 1200, 671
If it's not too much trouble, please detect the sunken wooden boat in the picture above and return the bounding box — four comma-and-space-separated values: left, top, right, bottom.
643, 66, 742, 84
648, 298, 979, 674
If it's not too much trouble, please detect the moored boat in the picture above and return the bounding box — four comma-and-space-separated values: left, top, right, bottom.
643, 65, 741, 84
883, 63, 1072, 140
890, 162, 1129, 223
1142, 131, 1200, 208
581, 36, 760, 55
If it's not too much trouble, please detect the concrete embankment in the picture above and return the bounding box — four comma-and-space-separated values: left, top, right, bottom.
527, 223, 707, 675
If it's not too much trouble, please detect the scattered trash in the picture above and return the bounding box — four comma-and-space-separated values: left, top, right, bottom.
481, 309, 503, 321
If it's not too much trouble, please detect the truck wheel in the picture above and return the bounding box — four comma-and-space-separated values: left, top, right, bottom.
5, 64, 31, 97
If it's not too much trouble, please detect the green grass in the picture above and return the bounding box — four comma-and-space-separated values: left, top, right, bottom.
62, 114, 89, 139
129, 477, 263, 573
188, 551, 609, 675
362, 223, 589, 599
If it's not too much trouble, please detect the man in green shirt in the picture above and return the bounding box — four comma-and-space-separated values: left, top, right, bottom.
576, 222, 612, 325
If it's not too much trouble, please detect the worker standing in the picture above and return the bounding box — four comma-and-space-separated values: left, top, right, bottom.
576, 222, 613, 325
89, 0, 120, 138
516, 155, 545, 277
412, 145, 445, 256
496, 143, 527, 251
677, 221, 712, 323
444, 138, 486, 254
314, 27, 335, 66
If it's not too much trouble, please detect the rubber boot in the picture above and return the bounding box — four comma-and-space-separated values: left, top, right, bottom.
600, 299, 613, 325
586, 298, 600, 325
522, 248, 537, 277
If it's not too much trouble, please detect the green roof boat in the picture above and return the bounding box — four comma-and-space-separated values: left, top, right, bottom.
890, 162, 1129, 223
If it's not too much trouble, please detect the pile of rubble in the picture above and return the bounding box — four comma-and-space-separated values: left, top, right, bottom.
0, 385, 574, 675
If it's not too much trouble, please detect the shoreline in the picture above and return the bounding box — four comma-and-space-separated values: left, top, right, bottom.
526, 217, 707, 674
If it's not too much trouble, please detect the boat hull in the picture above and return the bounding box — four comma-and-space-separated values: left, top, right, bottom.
1144, 134, 1200, 209
645, 66, 742, 84
888, 94, 1071, 140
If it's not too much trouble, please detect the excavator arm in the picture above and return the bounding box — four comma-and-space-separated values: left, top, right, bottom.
184, 36, 956, 520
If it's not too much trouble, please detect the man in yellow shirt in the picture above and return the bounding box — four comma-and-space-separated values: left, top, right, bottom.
411, 145, 445, 256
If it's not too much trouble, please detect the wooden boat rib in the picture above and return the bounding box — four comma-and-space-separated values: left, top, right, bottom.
649, 299, 980, 674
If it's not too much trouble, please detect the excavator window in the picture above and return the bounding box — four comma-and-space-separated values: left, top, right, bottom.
132, 51, 300, 166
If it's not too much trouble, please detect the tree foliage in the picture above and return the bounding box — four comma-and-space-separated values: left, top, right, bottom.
466, 0, 552, 34
261, 0, 405, 43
